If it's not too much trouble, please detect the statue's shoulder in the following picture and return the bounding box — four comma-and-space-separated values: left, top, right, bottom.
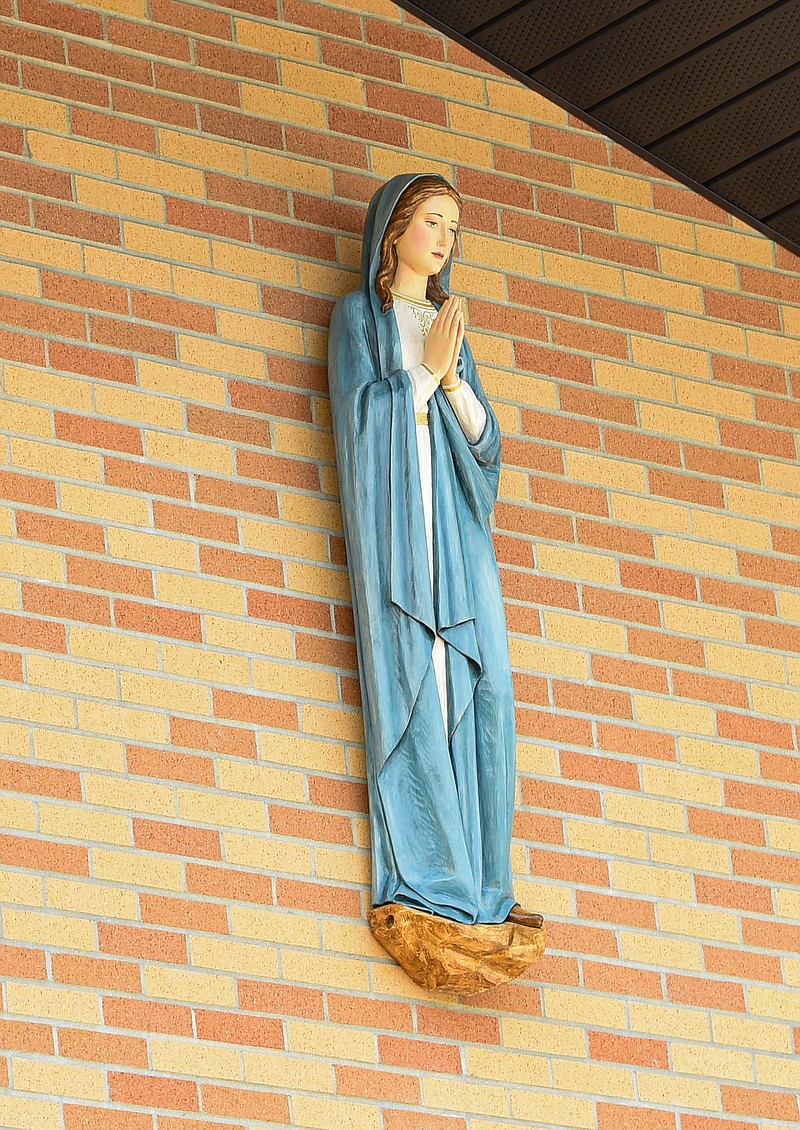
332, 287, 369, 334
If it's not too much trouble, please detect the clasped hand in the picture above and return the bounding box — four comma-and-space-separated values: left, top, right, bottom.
423, 296, 464, 385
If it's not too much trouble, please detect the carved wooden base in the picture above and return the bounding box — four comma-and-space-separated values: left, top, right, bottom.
368, 902, 546, 996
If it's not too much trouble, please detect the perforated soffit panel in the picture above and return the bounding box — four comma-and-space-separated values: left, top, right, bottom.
397, 0, 800, 257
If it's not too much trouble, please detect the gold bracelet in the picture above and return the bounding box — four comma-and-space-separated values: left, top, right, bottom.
441, 378, 462, 393
421, 362, 438, 380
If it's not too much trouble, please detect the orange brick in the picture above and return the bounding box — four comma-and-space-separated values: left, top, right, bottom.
667, 974, 745, 1012
513, 812, 565, 845
0, 760, 80, 801
743, 917, 800, 953
628, 628, 705, 666
682, 1117, 757, 1130
520, 410, 599, 450
733, 849, 800, 885
170, 717, 257, 760
236, 450, 320, 492
55, 412, 141, 455
688, 808, 765, 845
546, 921, 618, 958
0, 470, 57, 508
0, 328, 47, 366
214, 689, 298, 730
561, 750, 640, 790
270, 807, 352, 846
200, 1084, 289, 1124
109, 1072, 199, 1112
199, 545, 282, 587
308, 776, 368, 814
36, 200, 121, 245
64, 1107, 152, 1130
337, 1064, 420, 1104
718, 711, 793, 749
598, 1104, 676, 1130
237, 981, 324, 1020
128, 745, 216, 786
721, 1085, 798, 1121
105, 457, 190, 499
589, 1031, 667, 1069
695, 875, 772, 915
518, 708, 594, 746
673, 670, 748, 709
195, 477, 277, 518
115, 600, 201, 642
186, 863, 273, 905
103, 997, 193, 1037
140, 894, 229, 934
0, 1018, 54, 1055
51, 343, 136, 384
99, 923, 187, 965
384, 1113, 465, 1130
133, 819, 221, 861
152, 501, 239, 543
520, 779, 602, 818
761, 751, 800, 785
72, 106, 155, 151
52, 954, 141, 993
650, 468, 725, 507
67, 556, 153, 599
530, 848, 609, 888
725, 781, 800, 820
378, 1035, 463, 1075
17, 512, 105, 554
577, 892, 656, 930
583, 961, 662, 1000
0, 651, 23, 682
621, 561, 698, 600
195, 1009, 283, 1049
59, 1027, 147, 1068
0, 944, 47, 980
417, 1006, 499, 1046
327, 993, 413, 1032
704, 945, 782, 984
43, 274, 128, 316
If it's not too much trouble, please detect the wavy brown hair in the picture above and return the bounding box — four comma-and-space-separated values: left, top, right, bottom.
375, 176, 463, 312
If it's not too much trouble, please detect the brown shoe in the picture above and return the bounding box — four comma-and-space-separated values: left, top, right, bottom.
506, 903, 544, 929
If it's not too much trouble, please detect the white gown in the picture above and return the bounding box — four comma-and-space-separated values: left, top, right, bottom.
393, 295, 487, 736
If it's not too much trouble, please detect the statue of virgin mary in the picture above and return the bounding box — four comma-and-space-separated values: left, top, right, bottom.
328, 172, 542, 929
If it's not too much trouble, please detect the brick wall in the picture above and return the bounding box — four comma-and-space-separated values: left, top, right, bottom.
1, 0, 799, 1127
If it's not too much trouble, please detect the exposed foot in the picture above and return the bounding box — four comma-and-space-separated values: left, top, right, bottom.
506, 903, 544, 929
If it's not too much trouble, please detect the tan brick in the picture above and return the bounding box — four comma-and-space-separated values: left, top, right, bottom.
405, 58, 484, 101
728, 483, 800, 525
162, 643, 248, 685
763, 459, 800, 494
0, 541, 63, 583
258, 734, 347, 774
465, 1046, 549, 1086
696, 224, 773, 265
423, 1078, 507, 1118
2, 400, 52, 438
118, 152, 205, 197
282, 60, 364, 105
613, 861, 693, 900
39, 803, 129, 847
0, 795, 37, 833
749, 985, 800, 1023
292, 1095, 380, 1130
235, 18, 317, 57
672, 1041, 753, 1082
624, 271, 703, 313
242, 85, 326, 131
630, 1001, 710, 1042
661, 248, 738, 289
552, 1058, 635, 1098
0, 262, 41, 299
83, 770, 172, 814
0, 873, 42, 908
288, 1020, 375, 1063
0, 1096, 60, 1130
573, 166, 650, 207
611, 493, 691, 533
146, 432, 233, 476
124, 221, 211, 266
537, 545, 617, 586
150, 1037, 242, 1081
1, 92, 68, 131
0, 230, 82, 272
204, 616, 291, 658
69, 626, 159, 670
212, 242, 296, 286
230, 905, 317, 948
637, 1072, 718, 1110
241, 518, 327, 561
283, 950, 369, 992
752, 684, 800, 720
217, 309, 304, 355
659, 903, 740, 944
642, 765, 722, 807
244, 1049, 333, 1094
616, 206, 694, 248
544, 612, 626, 653
0, 686, 74, 729
156, 573, 244, 617
567, 821, 647, 860
511, 1089, 595, 1128
34, 729, 124, 773
509, 639, 588, 680
756, 1052, 800, 1092
84, 246, 172, 291
178, 788, 265, 831
370, 144, 452, 184
138, 357, 228, 404
145, 965, 235, 1007
650, 831, 729, 875
567, 451, 647, 493
633, 339, 710, 383
6, 982, 100, 1024
11, 438, 101, 484
544, 988, 626, 1029
712, 1014, 791, 1053
5, 366, 92, 412
217, 760, 305, 803
191, 937, 279, 979
60, 483, 150, 526
634, 695, 715, 737
159, 129, 245, 175
670, 314, 747, 356
303, 705, 364, 743
676, 375, 753, 419
76, 176, 162, 221
708, 643, 783, 684
315, 847, 370, 885
173, 267, 259, 313
12, 1058, 106, 1101
663, 602, 741, 641
692, 509, 771, 551
621, 933, 703, 972
27, 656, 117, 701
93, 847, 182, 892
107, 529, 197, 572
544, 250, 623, 294
462, 232, 541, 279
656, 535, 735, 577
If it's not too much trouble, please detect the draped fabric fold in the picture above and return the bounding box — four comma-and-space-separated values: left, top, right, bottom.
328, 173, 516, 924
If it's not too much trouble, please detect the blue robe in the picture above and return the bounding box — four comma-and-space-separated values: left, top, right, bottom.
327, 173, 516, 924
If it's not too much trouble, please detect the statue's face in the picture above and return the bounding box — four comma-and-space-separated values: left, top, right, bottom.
394, 193, 460, 281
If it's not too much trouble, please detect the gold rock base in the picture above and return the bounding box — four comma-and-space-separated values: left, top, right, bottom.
368, 902, 546, 996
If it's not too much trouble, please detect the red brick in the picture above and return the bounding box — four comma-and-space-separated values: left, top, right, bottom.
530, 847, 609, 887
156, 61, 238, 106
683, 443, 760, 483
761, 750, 800, 785
195, 39, 278, 82
583, 587, 661, 627
378, 1034, 462, 1074
53, 953, 141, 992
199, 545, 282, 587
284, 0, 360, 35
502, 572, 578, 611
628, 627, 705, 666
554, 681, 633, 720
0, 760, 80, 801
2, 24, 65, 63
605, 427, 682, 466
519, 779, 601, 817
598, 1103, 676, 1130
247, 590, 331, 631
704, 944, 782, 984
584, 960, 663, 999
140, 894, 229, 933
195, 476, 277, 518
0, 833, 87, 876
133, 818, 221, 860
688, 807, 765, 846
170, 717, 257, 760
649, 468, 724, 507
112, 84, 197, 129
0, 944, 47, 980
336, 1064, 419, 1104
0, 154, 71, 199
197, 105, 280, 151
90, 315, 177, 359
152, 500, 237, 542
652, 182, 727, 222
59, 1027, 147, 1067
528, 476, 608, 516
67, 556, 153, 598
667, 973, 745, 1011
50, 342, 136, 384
712, 355, 787, 394
254, 215, 337, 262
0, 189, 29, 226
508, 275, 584, 317
186, 863, 272, 905
739, 550, 799, 587
733, 848, 800, 886
186, 404, 269, 446
0, 123, 24, 154
43, 274, 128, 316
495, 534, 534, 568
512, 671, 548, 706
577, 891, 656, 929
35, 201, 121, 245
539, 187, 615, 228
589, 1030, 667, 1068
0, 328, 45, 365
726, 780, 800, 820
165, 197, 249, 241
127, 743, 215, 786
589, 295, 665, 335
104, 997, 192, 1037
721, 1084, 798, 1121
384, 1113, 465, 1130
99, 923, 187, 965
534, 122, 608, 165
213, 688, 298, 730
19, 0, 102, 35
28, 64, 109, 111
503, 210, 580, 252
0, 650, 23, 681
64, 1108, 152, 1130
0, 1018, 54, 1054
238, 980, 324, 1020
206, 171, 288, 215
308, 776, 367, 814
521, 408, 600, 449
288, 125, 368, 171
596, 723, 677, 759
739, 266, 800, 303
327, 994, 414, 1032
456, 167, 532, 210
547, 920, 619, 957
72, 107, 154, 151
517, 707, 594, 746
0, 469, 56, 508
718, 418, 795, 456
159, 1118, 242, 1130
758, 393, 800, 430
583, 229, 658, 270
270, 806, 352, 846
772, 524, 800, 556
682, 1118, 757, 1130
592, 655, 667, 694
327, 104, 408, 148
67, 40, 153, 84
115, 600, 200, 641
553, 318, 627, 358
105, 457, 189, 498
201, 1084, 289, 1124
500, 438, 564, 474
718, 710, 792, 749
695, 875, 772, 915
109, 1072, 198, 1112
366, 15, 444, 58
513, 811, 564, 846
321, 38, 401, 81
561, 748, 640, 789
17, 512, 104, 554
516, 341, 594, 383
673, 669, 748, 709
132, 292, 216, 335
494, 145, 571, 188
195, 1010, 283, 1049
0, 294, 86, 339
705, 288, 781, 329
